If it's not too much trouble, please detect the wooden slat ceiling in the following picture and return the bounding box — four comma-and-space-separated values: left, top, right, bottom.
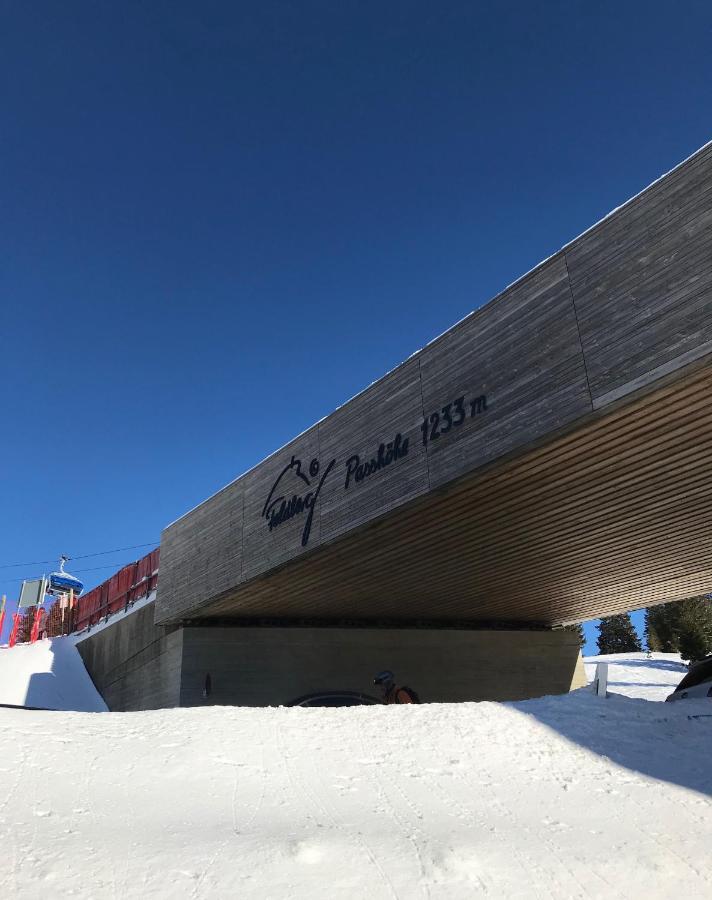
191, 361, 712, 626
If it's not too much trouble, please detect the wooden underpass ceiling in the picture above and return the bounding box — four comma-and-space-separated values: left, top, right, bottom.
193, 362, 712, 626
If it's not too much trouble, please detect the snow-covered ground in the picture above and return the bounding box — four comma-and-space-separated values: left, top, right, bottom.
0, 645, 709, 898
0, 593, 156, 712
0, 638, 107, 712
583, 650, 689, 701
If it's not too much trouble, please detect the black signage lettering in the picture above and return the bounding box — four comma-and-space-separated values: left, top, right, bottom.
344, 432, 409, 490
262, 455, 335, 547
470, 394, 487, 417
421, 393, 488, 446
263, 391, 489, 543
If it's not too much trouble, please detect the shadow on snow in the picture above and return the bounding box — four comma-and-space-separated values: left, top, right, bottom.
515, 690, 712, 797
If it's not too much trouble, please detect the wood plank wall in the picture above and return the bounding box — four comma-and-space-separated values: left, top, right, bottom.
156, 142, 712, 625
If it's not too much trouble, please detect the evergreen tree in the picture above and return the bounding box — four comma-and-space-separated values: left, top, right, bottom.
645, 596, 712, 659
597, 613, 642, 654
645, 602, 682, 652
677, 596, 712, 662
563, 622, 585, 648
644, 607, 663, 651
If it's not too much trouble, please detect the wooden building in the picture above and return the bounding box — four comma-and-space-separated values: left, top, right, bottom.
79, 141, 712, 710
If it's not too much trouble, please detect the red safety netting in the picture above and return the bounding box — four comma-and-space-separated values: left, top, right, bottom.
73, 548, 159, 632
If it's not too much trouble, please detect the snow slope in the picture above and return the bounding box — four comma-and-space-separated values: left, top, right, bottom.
0, 638, 107, 712
583, 651, 688, 701
0, 593, 157, 712
0, 653, 710, 898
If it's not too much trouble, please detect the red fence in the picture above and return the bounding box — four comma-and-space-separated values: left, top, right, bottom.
10, 548, 159, 642
73, 548, 160, 632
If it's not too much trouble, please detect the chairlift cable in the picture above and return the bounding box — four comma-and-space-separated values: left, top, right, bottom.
2, 559, 158, 585
0, 543, 157, 571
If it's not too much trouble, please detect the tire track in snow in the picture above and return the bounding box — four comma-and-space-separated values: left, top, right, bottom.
4, 748, 29, 897
415, 752, 527, 894
191, 715, 279, 897
354, 725, 435, 899
276, 715, 401, 900
0, 751, 26, 817
449, 715, 614, 900
231, 717, 267, 836
84, 751, 121, 900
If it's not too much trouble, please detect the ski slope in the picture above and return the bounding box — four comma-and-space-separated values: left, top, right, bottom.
0, 648, 709, 898
583, 651, 688, 701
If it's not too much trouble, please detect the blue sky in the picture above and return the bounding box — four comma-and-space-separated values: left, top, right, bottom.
2, 2, 711, 651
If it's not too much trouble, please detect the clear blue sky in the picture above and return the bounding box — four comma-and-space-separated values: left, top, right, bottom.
2, 2, 711, 650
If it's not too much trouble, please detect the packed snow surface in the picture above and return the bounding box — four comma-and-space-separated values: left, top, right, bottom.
0, 638, 107, 712
0, 651, 710, 898
583, 651, 688, 701
0, 593, 155, 712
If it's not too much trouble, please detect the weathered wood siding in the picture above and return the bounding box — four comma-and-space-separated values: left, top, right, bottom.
156, 142, 712, 625
419, 254, 591, 489
565, 142, 712, 410
158, 479, 243, 621
319, 358, 429, 543
241, 426, 320, 581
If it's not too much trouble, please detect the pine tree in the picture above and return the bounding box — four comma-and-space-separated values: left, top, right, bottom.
597, 613, 642, 654
645, 602, 682, 652
644, 607, 664, 651
563, 622, 585, 648
677, 596, 712, 662
645, 596, 712, 659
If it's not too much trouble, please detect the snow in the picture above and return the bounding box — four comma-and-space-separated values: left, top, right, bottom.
0, 649, 709, 897
0, 592, 159, 712
0, 638, 107, 712
583, 651, 689, 702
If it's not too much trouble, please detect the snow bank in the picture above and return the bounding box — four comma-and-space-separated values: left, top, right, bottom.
0, 593, 157, 713
0, 638, 107, 712
0, 663, 710, 898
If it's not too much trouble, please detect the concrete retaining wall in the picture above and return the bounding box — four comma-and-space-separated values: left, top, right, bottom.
76, 602, 585, 710
75, 603, 182, 711
179, 625, 586, 707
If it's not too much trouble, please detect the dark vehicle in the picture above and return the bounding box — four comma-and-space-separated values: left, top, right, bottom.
287, 691, 381, 707
666, 656, 712, 702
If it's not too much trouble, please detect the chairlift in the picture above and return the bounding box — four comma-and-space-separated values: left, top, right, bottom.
47, 555, 84, 598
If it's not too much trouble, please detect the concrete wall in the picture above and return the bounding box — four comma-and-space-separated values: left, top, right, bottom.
179, 625, 585, 706
76, 603, 182, 711
74, 601, 586, 709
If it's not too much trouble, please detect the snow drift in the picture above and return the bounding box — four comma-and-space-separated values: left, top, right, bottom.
0, 638, 107, 712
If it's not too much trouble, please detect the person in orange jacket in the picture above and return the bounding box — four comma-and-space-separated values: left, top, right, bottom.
373, 670, 420, 704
